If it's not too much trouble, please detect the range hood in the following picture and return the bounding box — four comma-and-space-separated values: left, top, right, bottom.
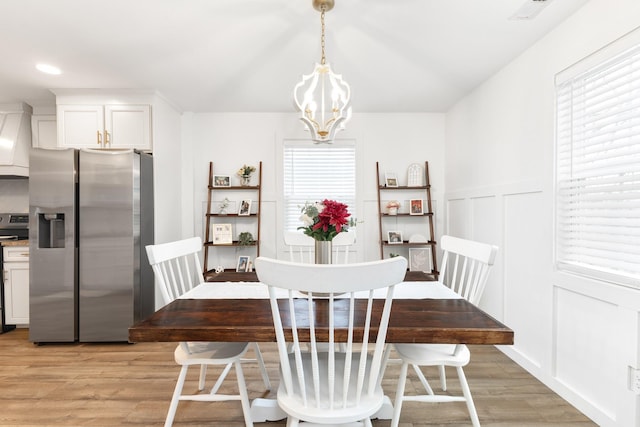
0, 103, 32, 178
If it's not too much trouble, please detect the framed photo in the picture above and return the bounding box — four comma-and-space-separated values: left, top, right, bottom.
407, 163, 423, 187
409, 248, 432, 272
385, 172, 398, 188
212, 223, 233, 244
387, 230, 403, 244
409, 199, 424, 215
213, 175, 231, 187
238, 199, 252, 216
236, 256, 250, 272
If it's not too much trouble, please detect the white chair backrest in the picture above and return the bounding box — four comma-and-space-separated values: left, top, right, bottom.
283, 230, 356, 264
439, 235, 498, 304
283, 231, 315, 263
145, 237, 205, 305
255, 256, 407, 411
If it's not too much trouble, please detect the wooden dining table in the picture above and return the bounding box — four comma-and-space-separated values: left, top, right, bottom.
128, 281, 513, 345
128, 281, 513, 423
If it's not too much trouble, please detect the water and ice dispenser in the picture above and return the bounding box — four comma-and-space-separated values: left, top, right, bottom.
38, 213, 65, 248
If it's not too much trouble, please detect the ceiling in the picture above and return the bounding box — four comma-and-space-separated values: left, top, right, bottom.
0, 0, 589, 113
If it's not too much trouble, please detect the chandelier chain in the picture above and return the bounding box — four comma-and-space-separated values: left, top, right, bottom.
320, 8, 326, 65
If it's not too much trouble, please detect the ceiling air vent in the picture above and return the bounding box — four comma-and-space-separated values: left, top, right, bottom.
510, 0, 554, 20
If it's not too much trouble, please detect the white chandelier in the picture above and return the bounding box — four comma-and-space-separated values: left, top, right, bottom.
293, 0, 351, 143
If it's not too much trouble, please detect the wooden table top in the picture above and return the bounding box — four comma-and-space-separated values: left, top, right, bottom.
129, 298, 514, 345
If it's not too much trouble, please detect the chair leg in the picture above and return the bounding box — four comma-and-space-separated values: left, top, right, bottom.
457, 366, 481, 427
286, 417, 300, 427
391, 361, 409, 427
378, 344, 393, 389
198, 364, 207, 390
234, 360, 254, 427
438, 364, 447, 391
210, 362, 233, 394
165, 365, 188, 427
411, 363, 435, 395
252, 342, 272, 390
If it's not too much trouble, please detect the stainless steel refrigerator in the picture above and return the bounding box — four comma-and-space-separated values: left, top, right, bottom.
29, 148, 155, 343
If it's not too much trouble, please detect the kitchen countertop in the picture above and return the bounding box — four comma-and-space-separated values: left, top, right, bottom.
1, 240, 29, 247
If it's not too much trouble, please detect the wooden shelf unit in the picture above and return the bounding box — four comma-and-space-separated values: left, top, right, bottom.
376, 161, 439, 281
203, 161, 262, 280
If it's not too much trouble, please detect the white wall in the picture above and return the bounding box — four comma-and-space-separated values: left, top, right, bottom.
445, 1, 640, 425
150, 93, 183, 245
180, 112, 445, 269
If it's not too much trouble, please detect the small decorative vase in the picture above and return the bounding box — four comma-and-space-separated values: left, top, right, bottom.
388, 207, 398, 215
240, 175, 251, 186
314, 240, 332, 264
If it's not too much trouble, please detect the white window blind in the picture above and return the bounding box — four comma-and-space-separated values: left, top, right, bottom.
555, 42, 640, 288
283, 142, 356, 231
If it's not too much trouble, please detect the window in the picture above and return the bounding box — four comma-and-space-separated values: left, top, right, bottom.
555, 40, 640, 288
283, 141, 356, 231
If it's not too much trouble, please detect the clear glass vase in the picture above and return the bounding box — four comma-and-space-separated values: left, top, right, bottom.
240, 176, 251, 186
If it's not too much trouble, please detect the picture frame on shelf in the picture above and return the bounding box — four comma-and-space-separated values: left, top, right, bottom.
407, 163, 423, 187
238, 199, 252, 216
410, 199, 424, 215
387, 230, 403, 244
385, 172, 398, 187
212, 223, 233, 244
409, 247, 432, 272
213, 175, 231, 187
236, 255, 250, 272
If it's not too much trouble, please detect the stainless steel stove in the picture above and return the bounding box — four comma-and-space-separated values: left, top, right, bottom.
0, 213, 29, 333
0, 213, 29, 241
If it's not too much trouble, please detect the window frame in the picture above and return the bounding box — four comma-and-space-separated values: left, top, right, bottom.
282, 140, 357, 233
554, 30, 640, 289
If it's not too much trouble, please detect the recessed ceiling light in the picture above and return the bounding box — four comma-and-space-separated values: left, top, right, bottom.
36, 63, 62, 75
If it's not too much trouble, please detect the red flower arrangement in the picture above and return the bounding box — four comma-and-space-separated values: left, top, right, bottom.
298, 199, 352, 241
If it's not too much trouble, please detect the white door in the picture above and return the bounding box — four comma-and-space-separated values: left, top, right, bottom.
4, 258, 29, 325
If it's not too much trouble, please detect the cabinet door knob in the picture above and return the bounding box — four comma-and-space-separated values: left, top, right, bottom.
97, 130, 102, 146
104, 130, 111, 147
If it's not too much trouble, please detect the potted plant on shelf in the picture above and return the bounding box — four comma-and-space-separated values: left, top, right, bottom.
386, 200, 401, 215
238, 231, 254, 246
237, 164, 256, 186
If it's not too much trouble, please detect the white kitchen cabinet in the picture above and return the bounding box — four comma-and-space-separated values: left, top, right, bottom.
31, 114, 58, 148
3, 246, 29, 325
57, 104, 151, 150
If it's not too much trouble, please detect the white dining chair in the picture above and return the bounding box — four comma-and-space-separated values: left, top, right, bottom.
283, 230, 356, 264
146, 237, 271, 427
386, 235, 499, 427
255, 256, 407, 427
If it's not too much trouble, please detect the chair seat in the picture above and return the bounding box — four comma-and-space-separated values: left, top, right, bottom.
393, 343, 470, 367
277, 352, 385, 424
175, 341, 250, 365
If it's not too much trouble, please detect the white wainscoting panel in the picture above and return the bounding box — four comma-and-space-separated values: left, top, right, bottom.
554, 286, 618, 420
445, 198, 468, 239
504, 190, 548, 369
470, 195, 503, 319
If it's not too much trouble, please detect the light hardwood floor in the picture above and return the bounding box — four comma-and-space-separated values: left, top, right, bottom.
1, 328, 595, 426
